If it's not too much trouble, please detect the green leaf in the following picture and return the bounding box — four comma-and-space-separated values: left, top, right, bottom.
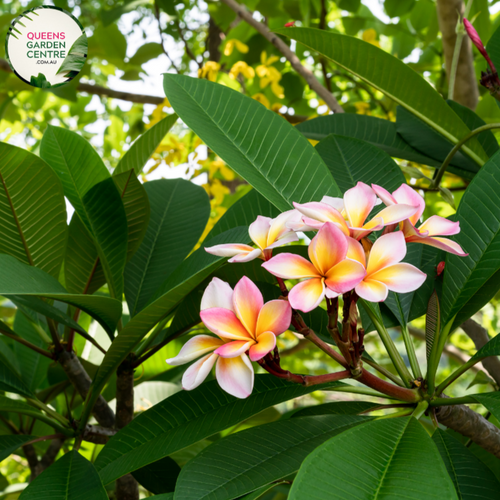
487, 24, 500, 74
56, 34, 87, 76
315, 134, 405, 194
174, 415, 370, 500
467, 370, 495, 389
30, 73, 51, 88
470, 334, 500, 362
150, 495, 174, 500
114, 114, 178, 176
0, 142, 67, 279
296, 114, 441, 167
95, 375, 346, 484
471, 392, 500, 421
433, 428, 500, 499
128, 42, 164, 66
163, 74, 341, 212
87, 226, 249, 408
289, 417, 458, 500
441, 151, 500, 326
132, 456, 180, 495
0, 254, 122, 336
125, 179, 209, 316
0, 395, 62, 430
0, 357, 34, 398
0, 435, 35, 462
276, 28, 487, 166
291, 401, 379, 417
425, 291, 440, 361
101, 0, 149, 26
19, 450, 108, 500
40, 127, 128, 299
385, 0, 415, 18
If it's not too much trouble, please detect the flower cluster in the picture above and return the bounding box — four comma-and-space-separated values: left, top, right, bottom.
167, 182, 467, 398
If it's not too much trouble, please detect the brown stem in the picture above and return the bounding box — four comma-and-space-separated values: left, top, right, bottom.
357, 369, 420, 402
22, 444, 42, 481
40, 438, 64, 469
83, 425, 117, 444
57, 351, 115, 429
175, 20, 202, 68
219, 0, 344, 113
0, 327, 54, 359
115, 359, 139, 500
207, 17, 223, 62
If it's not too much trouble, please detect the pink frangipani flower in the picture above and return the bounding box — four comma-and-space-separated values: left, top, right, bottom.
464, 18, 497, 73
372, 183, 467, 256
166, 276, 291, 398
205, 212, 298, 263
292, 182, 418, 240
262, 222, 366, 312
347, 231, 427, 302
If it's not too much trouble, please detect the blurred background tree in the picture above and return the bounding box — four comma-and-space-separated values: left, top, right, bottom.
2, 0, 500, 496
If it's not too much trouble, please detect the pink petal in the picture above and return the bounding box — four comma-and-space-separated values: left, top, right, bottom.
349, 217, 384, 240
366, 231, 407, 276
418, 215, 460, 237
200, 308, 252, 340
201, 278, 234, 311
344, 182, 376, 228
256, 299, 291, 337
392, 184, 425, 225
293, 201, 350, 235
401, 219, 422, 238
375, 204, 419, 226
233, 277, 263, 336
166, 335, 224, 365
464, 18, 496, 72
265, 231, 299, 250
369, 263, 427, 293
215, 340, 255, 358
216, 354, 254, 398
267, 211, 296, 246
288, 278, 325, 312
407, 236, 468, 256
249, 332, 277, 361
325, 288, 340, 299
285, 210, 318, 232
372, 184, 397, 206
228, 248, 263, 263
205, 243, 255, 258
346, 237, 366, 267
320, 195, 345, 212
355, 279, 389, 302
249, 216, 272, 250
262, 253, 319, 279
325, 259, 366, 294
182, 352, 219, 390
308, 222, 348, 275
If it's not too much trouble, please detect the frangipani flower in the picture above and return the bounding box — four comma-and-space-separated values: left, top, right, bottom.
205, 212, 298, 263
292, 182, 418, 240
347, 231, 427, 302
166, 277, 291, 399
372, 184, 467, 256
262, 222, 366, 312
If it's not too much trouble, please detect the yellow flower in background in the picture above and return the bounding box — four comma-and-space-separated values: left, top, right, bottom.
256, 51, 284, 98
198, 61, 220, 81
229, 61, 255, 80
224, 39, 249, 56
354, 102, 371, 115
252, 93, 271, 109
210, 159, 235, 181
271, 103, 282, 112
147, 98, 171, 129
362, 29, 380, 48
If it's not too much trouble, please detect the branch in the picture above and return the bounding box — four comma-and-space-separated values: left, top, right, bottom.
460, 319, 500, 386
175, 20, 203, 68
83, 425, 117, 444
436, 0, 478, 109
22, 444, 43, 481
436, 403, 500, 458
219, 0, 344, 113
57, 351, 115, 429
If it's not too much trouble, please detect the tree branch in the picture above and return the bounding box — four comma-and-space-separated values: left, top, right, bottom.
219, 0, 344, 113
460, 318, 500, 386
436, 0, 478, 109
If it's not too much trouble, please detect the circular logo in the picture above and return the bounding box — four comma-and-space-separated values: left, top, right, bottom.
5, 6, 87, 88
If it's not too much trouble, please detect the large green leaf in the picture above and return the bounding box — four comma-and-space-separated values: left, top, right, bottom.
291, 401, 379, 417
114, 114, 178, 176
163, 74, 341, 212
0, 435, 35, 462
289, 417, 457, 500
56, 34, 88, 76
0, 254, 121, 336
0, 357, 33, 398
95, 375, 345, 484
40, 128, 128, 299
0, 142, 67, 279
276, 27, 487, 166
441, 151, 500, 326
174, 415, 370, 500
296, 114, 441, 167
19, 450, 108, 500
315, 134, 406, 194
125, 179, 209, 316
0, 395, 62, 430
471, 392, 500, 422
432, 428, 500, 499
86, 226, 249, 409
469, 334, 500, 363
131, 456, 180, 495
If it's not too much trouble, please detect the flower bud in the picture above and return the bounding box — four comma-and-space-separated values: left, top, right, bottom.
464, 18, 497, 73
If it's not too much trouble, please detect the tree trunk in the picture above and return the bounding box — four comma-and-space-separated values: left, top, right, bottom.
436, 0, 479, 109
207, 17, 223, 62
115, 361, 139, 500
